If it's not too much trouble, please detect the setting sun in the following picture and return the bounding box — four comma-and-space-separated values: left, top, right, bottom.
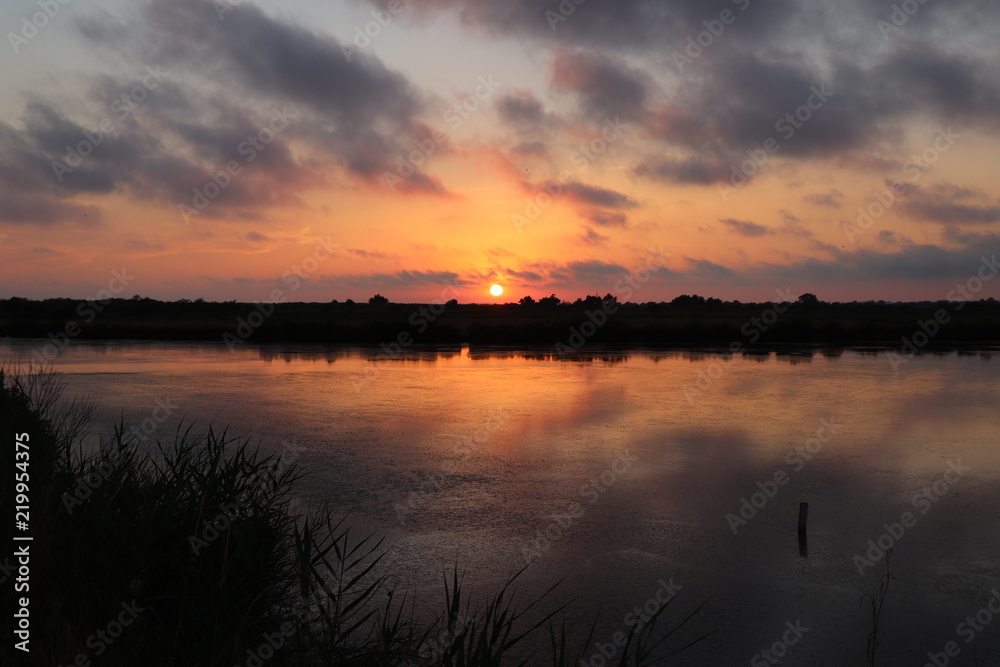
489, 284, 503, 297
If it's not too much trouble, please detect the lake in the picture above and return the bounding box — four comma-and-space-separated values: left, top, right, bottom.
5, 340, 1000, 665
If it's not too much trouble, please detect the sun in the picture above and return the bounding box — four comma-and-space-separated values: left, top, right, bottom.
489, 284, 504, 297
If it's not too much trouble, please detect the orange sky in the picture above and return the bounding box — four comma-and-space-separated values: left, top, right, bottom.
1, 0, 999, 303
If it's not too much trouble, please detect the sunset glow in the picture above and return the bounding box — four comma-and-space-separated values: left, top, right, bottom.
0, 1, 997, 304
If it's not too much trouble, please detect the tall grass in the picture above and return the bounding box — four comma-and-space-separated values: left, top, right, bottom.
0, 366, 707, 666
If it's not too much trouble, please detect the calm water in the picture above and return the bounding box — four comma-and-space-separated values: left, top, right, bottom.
5, 340, 1000, 665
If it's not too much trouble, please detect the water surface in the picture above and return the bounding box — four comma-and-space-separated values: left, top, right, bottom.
5, 340, 1000, 665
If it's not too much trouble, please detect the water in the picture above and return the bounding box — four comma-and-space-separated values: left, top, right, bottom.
5, 340, 1000, 665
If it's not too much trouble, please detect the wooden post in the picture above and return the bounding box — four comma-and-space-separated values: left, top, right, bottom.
798, 502, 808, 558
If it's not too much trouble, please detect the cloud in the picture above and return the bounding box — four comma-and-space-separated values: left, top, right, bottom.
579, 208, 628, 227
900, 183, 1000, 225
566, 259, 629, 279
511, 141, 548, 157
321, 270, 467, 289
25, 0, 455, 221
632, 156, 730, 185
553, 180, 638, 209
720, 218, 773, 237
549, 49, 649, 120
803, 189, 844, 208
942, 226, 1000, 247
752, 241, 997, 285
496, 91, 551, 129
346, 248, 398, 260
579, 226, 610, 246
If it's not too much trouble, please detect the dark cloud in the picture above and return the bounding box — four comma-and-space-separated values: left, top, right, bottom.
321, 270, 467, 289
505, 267, 546, 282
496, 91, 551, 129
720, 218, 773, 237
579, 226, 610, 246
755, 241, 998, 284
632, 156, 729, 185
553, 181, 638, 209
373, 0, 1000, 189
511, 141, 548, 157
942, 226, 1000, 247
22, 0, 454, 219
347, 248, 397, 259
568, 259, 628, 278
684, 257, 735, 280
373, 0, 799, 52
579, 208, 628, 227
803, 189, 844, 208
139, 0, 418, 129
549, 49, 649, 120
900, 183, 1000, 225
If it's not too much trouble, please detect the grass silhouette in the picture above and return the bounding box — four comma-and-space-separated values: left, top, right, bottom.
0, 366, 708, 666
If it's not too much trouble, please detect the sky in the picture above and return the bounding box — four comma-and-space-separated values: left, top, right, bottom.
0, 0, 998, 303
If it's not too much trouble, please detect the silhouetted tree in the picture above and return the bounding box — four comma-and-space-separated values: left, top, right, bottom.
538, 294, 560, 307
518, 295, 536, 306
368, 294, 389, 305
797, 293, 820, 305
671, 294, 706, 307
445, 298, 458, 306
